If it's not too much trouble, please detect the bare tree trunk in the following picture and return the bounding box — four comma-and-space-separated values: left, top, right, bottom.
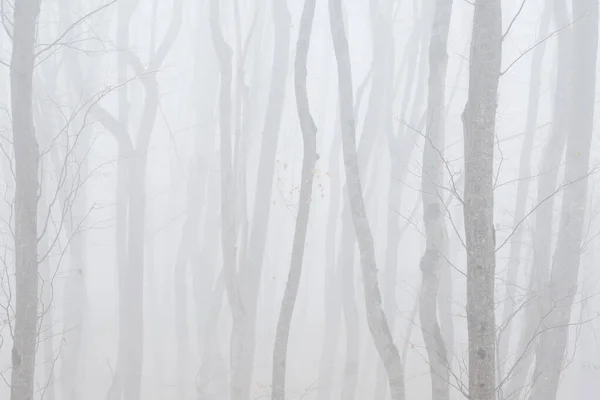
317, 133, 342, 400
530, 1, 598, 399
59, 4, 92, 396
330, 0, 405, 398
271, 1, 317, 397
462, 1, 501, 400
10, 1, 42, 399
498, 2, 552, 381
340, 213, 359, 399
505, 2, 570, 397
232, 0, 290, 397
209, 2, 246, 399
419, 0, 453, 398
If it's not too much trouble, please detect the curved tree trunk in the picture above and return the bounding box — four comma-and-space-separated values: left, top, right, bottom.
329, 0, 405, 398
271, 0, 317, 396
462, 1, 502, 399
498, 1, 551, 382
505, 2, 571, 397
419, 0, 453, 398
531, 1, 598, 399
232, 1, 291, 397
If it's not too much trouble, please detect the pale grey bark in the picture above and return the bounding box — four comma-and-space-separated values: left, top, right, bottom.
317, 132, 342, 400
419, 0, 453, 398
209, 1, 246, 399
10, 1, 42, 399
462, 1, 501, 400
58, 5, 93, 397
340, 212, 359, 399
505, 3, 571, 397
329, 0, 405, 398
530, 1, 598, 399
228, 1, 290, 397
174, 0, 218, 393
498, 2, 551, 381
271, 0, 317, 396
88, 2, 182, 399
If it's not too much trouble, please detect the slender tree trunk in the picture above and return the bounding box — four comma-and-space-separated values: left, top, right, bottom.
59, 4, 91, 396
317, 133, 342, 400
107, 4, 135, 397
505, 2, 570, 397
340, 211, 359, 399
209, 2, 246, 399
462, 1, 501, 400
329, 0, 405, 398
271, 1, 317, 397
232, 0, 290, 397
10, 1, 42, 399
419, 0, 453, 398
499, 2, 552, 381
531, 1, 598, 399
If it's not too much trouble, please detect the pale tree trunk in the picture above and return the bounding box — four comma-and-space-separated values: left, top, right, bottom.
374, 14, 428, 397
91, 2, 182, 399
498, 2, 551, 381
330, 0, 405, 398
10, 1, 42, 400
271, 0, 318, 396
462, 1, 501, 400
317, 132, 342, 400
209, 1, 245, 399
340, 210, 359, 399
317, 64, 372, 400
233, 0, 290, 397
419, 0, 453, 398
504, 2, 570, 397
59, 4, 93, 397
530, 1, 598, 399
174, 4, 218, 392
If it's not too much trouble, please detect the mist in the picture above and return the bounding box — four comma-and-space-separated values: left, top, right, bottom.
1, 0, 599, 399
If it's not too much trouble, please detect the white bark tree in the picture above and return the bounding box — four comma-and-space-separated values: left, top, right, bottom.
419, 0, 453, 398
531, 1, 598, 399
9, 1, 42, 399
462, 1, 501, 399
329, 0, 405, 398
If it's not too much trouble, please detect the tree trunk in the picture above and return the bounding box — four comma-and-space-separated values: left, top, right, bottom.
505, 2, 570, 397
329, 0, 405, 398
531, 1, 598, 399
462, 1, 501, 400
498, 1, 551, 382
10, 1, 42, 399
233, 0, 291, 396
419, 0, 453, 398
271, 0, 317, 396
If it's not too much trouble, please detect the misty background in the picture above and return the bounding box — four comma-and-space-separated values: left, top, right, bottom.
0, 0, 599, 399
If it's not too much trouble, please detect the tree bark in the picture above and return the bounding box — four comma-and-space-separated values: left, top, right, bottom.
271, 0, 317, 396
419, 0, 453, 398
499, 1, 551, 381
231, 0, 290, 397
10, 1, 42, 399
329, 0, 405, 398
531, 1, 598, 399
505, 2, 571, 397
462, 1, 501, 400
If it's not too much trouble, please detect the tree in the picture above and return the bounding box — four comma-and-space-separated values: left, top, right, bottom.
462, 1, 501, 400
329, 0, 405, 398
9, 1, 42, 399
419, 0, 453, 398
531, 1, 598, 398
271, 0, 318, 396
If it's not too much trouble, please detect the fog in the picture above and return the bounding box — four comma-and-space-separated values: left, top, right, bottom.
1, 0, 599, 399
